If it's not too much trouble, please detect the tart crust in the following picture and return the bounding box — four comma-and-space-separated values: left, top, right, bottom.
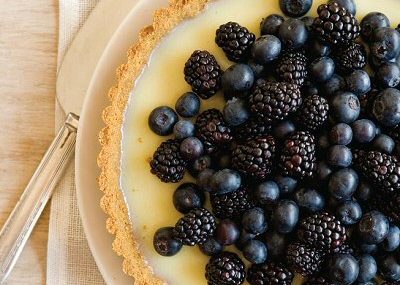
97, 0, 211, 284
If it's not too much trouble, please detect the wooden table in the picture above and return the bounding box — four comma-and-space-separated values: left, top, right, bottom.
0, 1, 58, 284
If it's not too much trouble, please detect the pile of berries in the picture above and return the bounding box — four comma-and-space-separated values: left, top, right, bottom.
148, 0, 400, 284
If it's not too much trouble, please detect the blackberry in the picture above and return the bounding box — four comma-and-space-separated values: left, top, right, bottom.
150, 139, 187, 183
304, 276, 332, 285
205, 252, 246, 285
216, 22, 256, 62
231, 135, 276, 180
249, 82, 302, 124
313, 2, 361, 45
279, 131, 317, 179
296, 94, 329, 132
334, 42, 367, 74
247, 262, 294, 285
331, 243, 354, 254
210, 186, 255, 220
353, 150, 400, 193
184, 50, 222, 99
297, 212, 347, 251
287, 242, 325, 276
173, 208, 216, 246
234, 117, 271, 141
195, 109, 233, 154
275, 50, 308, 86
369, 191, 400, 225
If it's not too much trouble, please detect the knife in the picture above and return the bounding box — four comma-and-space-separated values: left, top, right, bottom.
0, 0, 140, 282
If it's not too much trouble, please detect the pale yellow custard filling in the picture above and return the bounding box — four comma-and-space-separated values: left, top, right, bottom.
121, 0, 400, 284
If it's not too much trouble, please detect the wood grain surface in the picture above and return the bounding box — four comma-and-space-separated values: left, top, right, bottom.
0, 0, 58, 284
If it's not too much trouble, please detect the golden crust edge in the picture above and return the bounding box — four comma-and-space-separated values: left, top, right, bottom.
97, 0, 212, 284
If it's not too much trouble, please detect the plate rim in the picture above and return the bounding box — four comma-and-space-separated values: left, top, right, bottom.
74, 0, 168, 283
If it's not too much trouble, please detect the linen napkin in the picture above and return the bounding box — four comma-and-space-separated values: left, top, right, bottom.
47, 1, 105, 284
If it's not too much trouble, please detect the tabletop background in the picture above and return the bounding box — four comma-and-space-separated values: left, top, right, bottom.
0, 1, 58, 284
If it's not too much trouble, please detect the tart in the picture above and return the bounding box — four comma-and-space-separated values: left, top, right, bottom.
98, 0, 400, 284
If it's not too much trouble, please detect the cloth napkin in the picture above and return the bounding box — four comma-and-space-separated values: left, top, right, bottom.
47, 1, 105, 284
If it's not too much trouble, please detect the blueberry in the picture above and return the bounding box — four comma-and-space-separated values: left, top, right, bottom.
271, 200, 299, 233
254, 181, 280, 206
252, 35, 282, 64
352, 119, 376, 143
379, 254, 400, 281
173, 120, 195, 139
328, 168, 359, 200
376, 62, 400, 88
196, 168, 215, 192
355, 180, 373, 203
173, 183, 205, 214
331, 91, 360, 124
189, 155, 213, 177
153, 227, 182, 256
264, 231, 287, 260
381, 224, 400, 252
242, 207, 268, 235
199, 238, 223, 256
260, 14, 284, 36
308, 39, 331, 59
175, 92, 201, 118
328, 0, 356, 15
301, 16, 314, 31
148, 106, 178, 135
346, 70, 371, 96
272, 120, 296, 140
180, 137, 204, 161
357, 254, 377, 283
279, 0, 312, 17
330, 123, 353, 145
369, 54, 395, 71
275, 176, 298, 195
294, 188, 325, 212
236, 230, 256, 250
248, 60, 266, 79
359, 243, 378, 255
223, 98, 249, 126
222, 64, 254, 98
215, 219, 240, 246
278, 18, 308, 49
327, 145, 353, 168
328, 254, 360, 285
242, 240, 268, 264
358, 211, 390, 244
316, 161, 333, 182
321, 74, 346, 97
361, 12, 390, 41
210, 169, 241, 194
309, 57, 335, 83
373, 88, 400, 127
336, 200, 363, 225
318, 133, 331, 150
373, 134, 395, 154
302, 81, 319, 97
371, 27, 400, 61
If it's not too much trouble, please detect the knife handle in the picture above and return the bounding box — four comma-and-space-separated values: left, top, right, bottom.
0, 113, 79, 284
